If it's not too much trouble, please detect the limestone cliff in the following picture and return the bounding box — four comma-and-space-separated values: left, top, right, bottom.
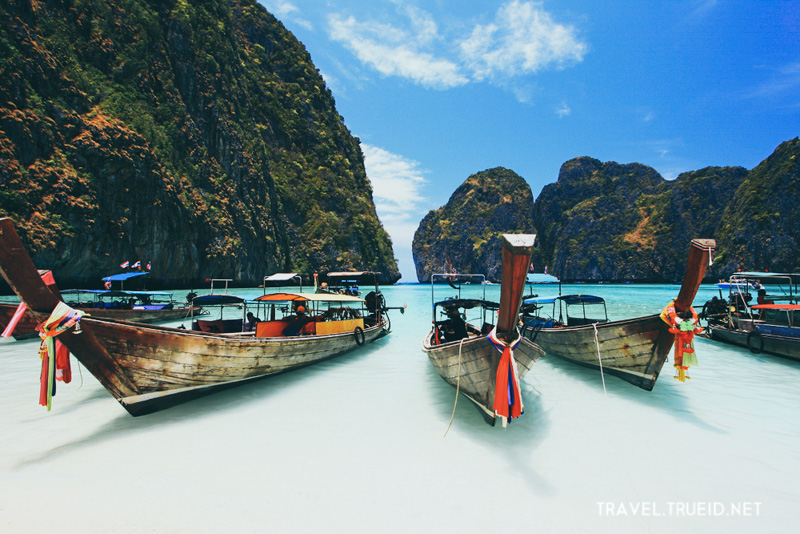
0, 0, 399, 288
412, 167, 534, 282
534, 158, 745, 281
412, 142, 800, 282
714, 138, 800, 273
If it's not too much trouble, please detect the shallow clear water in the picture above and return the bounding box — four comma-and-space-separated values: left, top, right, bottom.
1, 284, 797, 533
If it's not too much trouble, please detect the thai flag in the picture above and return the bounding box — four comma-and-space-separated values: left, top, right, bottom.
104, 280, 112, 290
544, 265, 548, 274
120, 261, 130, 268
132, 260, 141, 269
146, 261, 151, 270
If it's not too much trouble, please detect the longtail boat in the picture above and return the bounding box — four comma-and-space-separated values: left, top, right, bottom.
1, 271, 197, 340
701, 271, 800, 362
421, 234, 544, 426
0, 218, 396, 416
520, 239, 716, 390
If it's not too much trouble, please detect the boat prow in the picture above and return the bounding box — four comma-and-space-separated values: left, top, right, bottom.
0, 218, 399, 415
521, 238, 716, 390
422, 234, 544, 426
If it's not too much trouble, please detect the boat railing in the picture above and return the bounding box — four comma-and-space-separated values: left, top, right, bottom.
209, 279, 233, 294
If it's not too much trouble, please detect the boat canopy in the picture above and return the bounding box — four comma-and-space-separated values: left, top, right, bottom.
526, 273, 560, 284
101, 272, 149, 282
733, 272, 800, 283
558, 295, 605, 305
61, 289, 173, 297
736, 271, 800, 278
751, 304, 800, 311
434, 298, 499, 310
264, 273, 300, 282
523, 297, 557, 305
255, 292, 364, 303
327, 271, 380, 278
192, 294, 248, 306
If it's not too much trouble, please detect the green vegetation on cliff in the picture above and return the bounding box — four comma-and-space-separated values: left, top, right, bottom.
412, 167, 534, 282
715, 138, 800, 273
413, 140, 800, 283
0, 0, 398, 287
534, 157, 746, 281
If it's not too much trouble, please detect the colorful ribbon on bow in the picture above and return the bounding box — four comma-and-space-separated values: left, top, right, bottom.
488, 327, 524, 424
1, 301, 28, 338
36, 302, 83, 410
2, 272, 56, 338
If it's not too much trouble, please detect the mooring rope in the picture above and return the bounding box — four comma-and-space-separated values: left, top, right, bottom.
593, 323, 607, 396
444, 336, 467, 438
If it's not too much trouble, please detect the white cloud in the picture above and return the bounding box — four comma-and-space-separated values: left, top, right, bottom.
259, 1, 312, 30
748, 61, 800, 101
556, 102, 571, 117
459, 1, 587, 81
362, 143, 427, 225
260, 0, 297, 18
327, 14, 468, 89
362, 143, 429, 281
325, 1, 586, 94
688, 0, 718, 20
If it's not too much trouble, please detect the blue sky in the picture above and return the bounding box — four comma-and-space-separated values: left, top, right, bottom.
258, 0, 799, 281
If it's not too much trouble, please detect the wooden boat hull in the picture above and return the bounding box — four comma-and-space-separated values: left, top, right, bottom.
0, 217, 394, 416
47, 315, 388, 415
0, 302, 196, 340
708, 324, 800, 362
522, 314, 673, 390
422, 331, 544, 423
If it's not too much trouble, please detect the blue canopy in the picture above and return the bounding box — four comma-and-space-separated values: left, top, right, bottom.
559, 294, 605, 305
526, 273, 560, 284
102, 272, 149, 282
523, 297, 557, 305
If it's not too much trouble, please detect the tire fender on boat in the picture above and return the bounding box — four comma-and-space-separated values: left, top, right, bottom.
354, 326, 365, 346
747, 330, 764, 354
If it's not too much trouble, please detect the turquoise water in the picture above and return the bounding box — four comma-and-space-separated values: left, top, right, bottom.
1, 284, 797, 533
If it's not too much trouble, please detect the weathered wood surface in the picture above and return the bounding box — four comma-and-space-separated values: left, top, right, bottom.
522, 315, 673, 390
675, 238, 716, 313
421, 233, 540, 422
422, 330, 543, 419
496, 234, 535, 340
82, 317, 388, 414
0, 217, 389, 415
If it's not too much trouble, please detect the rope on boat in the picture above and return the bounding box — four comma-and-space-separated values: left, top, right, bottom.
444, 337, 467, 438
593, 323, 607, 396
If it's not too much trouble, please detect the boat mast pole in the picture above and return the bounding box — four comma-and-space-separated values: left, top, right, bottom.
495, 234, 536, 342
0, 218, 62, 313
674, 238, 716, 314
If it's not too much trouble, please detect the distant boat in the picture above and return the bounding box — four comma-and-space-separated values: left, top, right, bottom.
701, 272, 800, 362
0, 271, 197, 340
0, 218, 401, 415
520, 239, 716, 390
715, 279, 759, 292
421, 235, 544, 426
